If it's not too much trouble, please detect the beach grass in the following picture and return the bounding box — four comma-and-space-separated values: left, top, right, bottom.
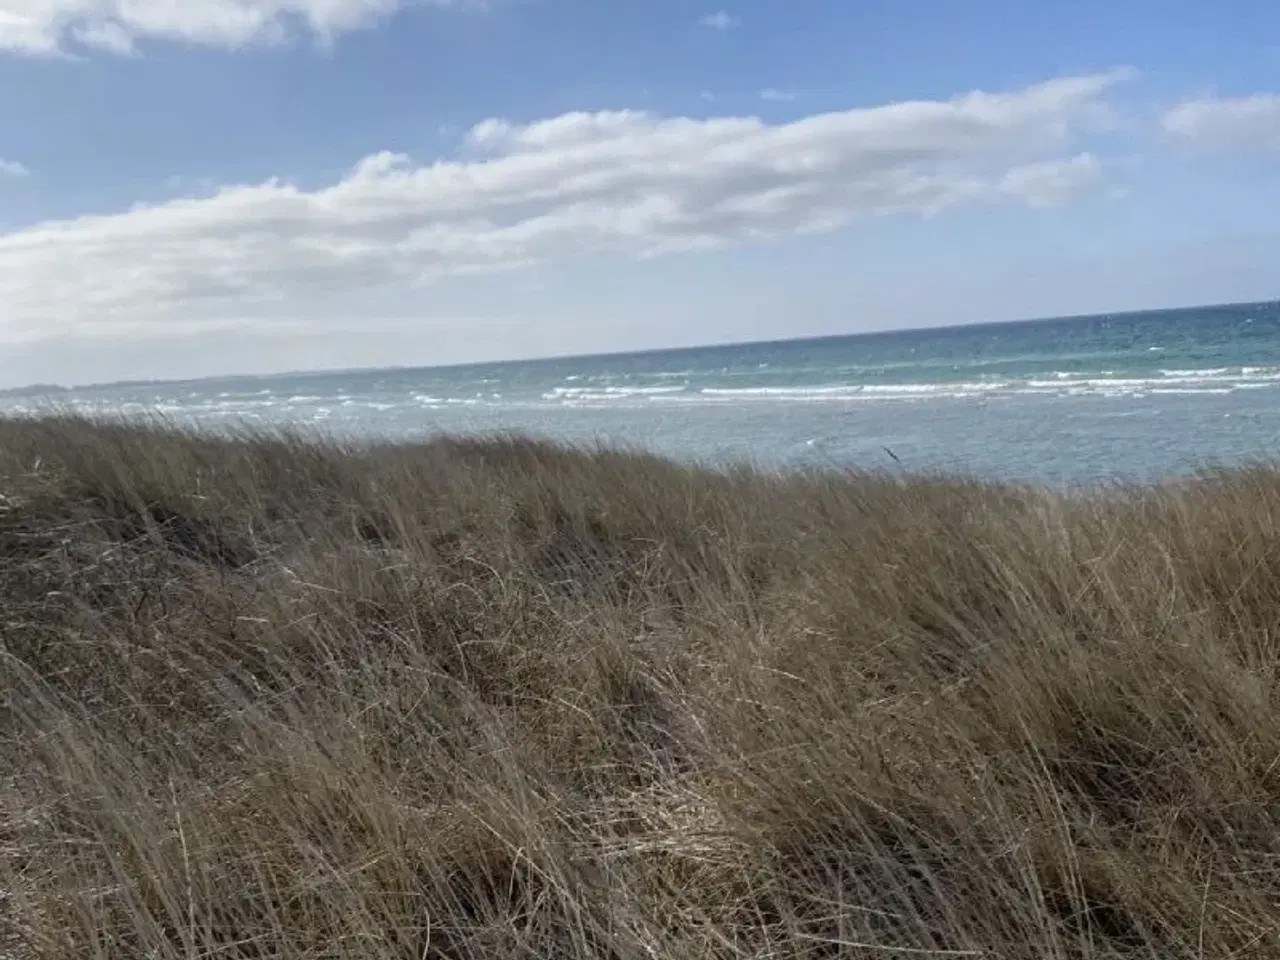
2, 415, 1280, 958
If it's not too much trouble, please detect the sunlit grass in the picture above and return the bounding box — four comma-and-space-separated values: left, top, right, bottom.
2, 415, 1279, 958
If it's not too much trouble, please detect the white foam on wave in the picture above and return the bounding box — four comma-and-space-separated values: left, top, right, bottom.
700, 385, 864, 397
636, 368, 1280, 404
697, 382, 1002, 401
543, 385, 688, 402
1045, 370, 1117, 380
1029, 368, 1280, 392
861, 382, 1003, 395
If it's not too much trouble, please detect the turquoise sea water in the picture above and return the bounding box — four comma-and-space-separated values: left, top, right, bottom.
9, 301, 1280, 484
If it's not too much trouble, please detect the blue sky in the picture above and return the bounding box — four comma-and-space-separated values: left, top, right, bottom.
0, 0, 1278, 385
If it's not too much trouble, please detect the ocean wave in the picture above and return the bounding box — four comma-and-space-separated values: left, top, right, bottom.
1149, 388, 1233, 396
523, 369, 1280, 405
1025, 368, 1280, 391
700, 385, 866, 397
648, 370, 1280, 403
543, 385, 688, 401
698, 382, 1004, 401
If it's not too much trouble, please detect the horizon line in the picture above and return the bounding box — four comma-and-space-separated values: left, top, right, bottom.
5, 296, 1277, 396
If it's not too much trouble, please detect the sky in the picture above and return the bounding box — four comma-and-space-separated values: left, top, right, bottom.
1, 1, 1279, 386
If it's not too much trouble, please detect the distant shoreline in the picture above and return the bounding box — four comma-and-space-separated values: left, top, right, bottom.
0, 383, 71, 398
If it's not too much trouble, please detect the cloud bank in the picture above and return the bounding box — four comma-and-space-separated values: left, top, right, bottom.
0, 73, 1123, 344
0, 0, 460, 55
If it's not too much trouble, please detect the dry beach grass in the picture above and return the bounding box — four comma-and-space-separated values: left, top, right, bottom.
2, 416, 1280, 958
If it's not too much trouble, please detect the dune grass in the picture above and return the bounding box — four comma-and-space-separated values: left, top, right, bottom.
2, 416, 1280, 958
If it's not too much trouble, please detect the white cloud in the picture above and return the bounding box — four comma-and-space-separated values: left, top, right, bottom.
0, 158, 29, 176
760, 88, 797, 103
0, 0, 461, 56
0, 72, 1124, 344
996, 153, 1103, 207
1162, 93, 1280, 148
699, 10, 738, 31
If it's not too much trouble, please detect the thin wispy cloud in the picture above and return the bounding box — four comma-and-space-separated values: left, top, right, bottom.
0, 0, 465, 56
1163, 93, 1280, 148
760, 88, 797, 102
699, 10, 739, 31
0, 73, 1123, 344
0, 158, 29, 177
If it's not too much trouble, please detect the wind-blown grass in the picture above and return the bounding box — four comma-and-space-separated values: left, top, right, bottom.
2, 415, 1279, 958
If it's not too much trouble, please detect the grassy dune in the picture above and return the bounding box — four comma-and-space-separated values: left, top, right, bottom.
2, 416, 1280, 958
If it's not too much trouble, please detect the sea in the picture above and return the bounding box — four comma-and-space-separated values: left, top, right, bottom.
7, 300, 1280, 486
